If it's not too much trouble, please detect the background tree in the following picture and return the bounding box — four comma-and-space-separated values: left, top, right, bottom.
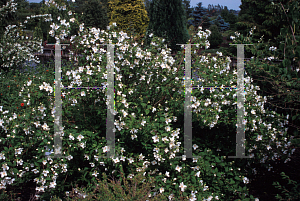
209, 15, 230, 32
108, 0, 149, 40
207, 24, 223, 48
237, 0, 300, 167
145, 0, 190, 55
207, 4, 216, 17
236, 0, 293, 46
143, 0, 152, 18
33, 21, 43, 44
187, 2, 207, 28
182, 0, 194, 29
81, 0, 109, 31
221, 6, 238, 30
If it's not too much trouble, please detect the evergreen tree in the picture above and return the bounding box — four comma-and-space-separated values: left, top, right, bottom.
108, 0, 149, 40
200, 15, 211, 30
207, 4, 217, 17
207, 24, 223, 48
188, 2, 207, 28
210, 15, 230, 32
221, 6, 230, 22
236, 0, 293, 45
145, 0, 190, 54
143, 0, 152, 18
182, 0, 193, 28
81, 0, 109, 31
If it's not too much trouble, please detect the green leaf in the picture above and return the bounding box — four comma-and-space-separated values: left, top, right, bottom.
292, 115, 297, 121
145, 109, 149, 115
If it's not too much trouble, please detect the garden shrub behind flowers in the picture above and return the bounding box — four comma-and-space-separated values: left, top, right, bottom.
0, 0, 296, 200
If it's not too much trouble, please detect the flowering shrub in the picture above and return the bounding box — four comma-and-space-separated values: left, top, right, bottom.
0, 0, 296, 200
0, 0, 50, 74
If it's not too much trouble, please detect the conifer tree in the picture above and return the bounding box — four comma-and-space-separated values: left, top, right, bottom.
221, 6, 238, 30
145, 0, 190, 55
81, 0, 109, 31
236, 0, 292, 45
188, 2, 207, 28
207, 24, 223, 48
209, 15, 230, 32
182, 0, 193, 28
108, 0, 149, 39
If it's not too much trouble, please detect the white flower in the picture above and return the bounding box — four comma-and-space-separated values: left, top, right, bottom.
179, 182, 187, 192
195, 171, 200, 177
159, 187, 164, 193
77, 134, 84, 141
102, 146, 110, 153
256, 135, 262, 141
243, 177, 249, 184
42, 123, 49, 131
92, 171, 99, 177
152, 135, 159, 143
175, 165, 182, 172
237, 102, 243, 109
141, 120, 146, 126
81, 91, 86, 96
165, 171, 170, 177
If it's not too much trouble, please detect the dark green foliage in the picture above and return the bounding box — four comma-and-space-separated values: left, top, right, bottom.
207, 24, 223, 48
236, 0, 292, 45
221, 6, 238, 30
209, 15, 230, 32
182, 0, 193, 28
33, 22, 43, 43
81, 0, 109, 31
207, 4, 224, 17
143, 0, 152, 18
145, 0, 190, 54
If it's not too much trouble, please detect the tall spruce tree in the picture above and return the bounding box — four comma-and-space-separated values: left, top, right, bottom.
108, 0, 149, 40
188, 2, 207, 28
145, 0, 190, 55
210, 15, 230, 32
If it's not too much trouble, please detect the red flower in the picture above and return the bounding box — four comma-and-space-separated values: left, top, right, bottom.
21, 103, 24, 107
